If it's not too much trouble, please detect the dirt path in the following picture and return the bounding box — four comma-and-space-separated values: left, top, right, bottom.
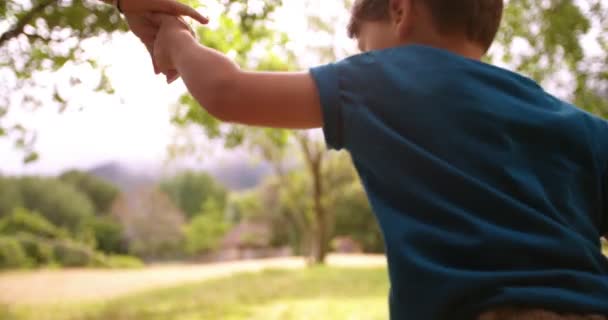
0, 254, 386, 305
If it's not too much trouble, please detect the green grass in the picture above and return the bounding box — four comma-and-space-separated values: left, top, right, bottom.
1, 266, 389, 320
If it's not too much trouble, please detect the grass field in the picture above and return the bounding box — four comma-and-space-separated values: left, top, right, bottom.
0, 266, 389, 320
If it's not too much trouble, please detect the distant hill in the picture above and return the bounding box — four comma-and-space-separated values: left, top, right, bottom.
207, 160, 272, 191
88, 160, 272, 192
88, 162, 158, 192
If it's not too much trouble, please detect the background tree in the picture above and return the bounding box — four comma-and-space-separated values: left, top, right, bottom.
0, 175, 23, 216
12, 176, 96, 233
111, 187, 186, 260
85, 215, 127, 254
160, 171, 227, 219
0, 0, 126, 162
494, 0, 607, 115
0, 206, 141, 269
171, 0, 348, 264
59, 170, 120, 214
183, 198, 230, 255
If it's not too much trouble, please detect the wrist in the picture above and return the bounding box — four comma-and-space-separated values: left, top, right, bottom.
168, 31, 198, 67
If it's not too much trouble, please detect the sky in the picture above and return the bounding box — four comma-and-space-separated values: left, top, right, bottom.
0, 33, 189, 175
0, 0, 604, 176
0, 0, 352, 176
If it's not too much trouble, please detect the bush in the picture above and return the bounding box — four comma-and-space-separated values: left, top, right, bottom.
0, 237, 30, 269
59, 170, 120, 214
17, 234, 55, 265
53, 241, 102, 267
185, 201, 230, 255
0, 176, 22, 218
130, 238, 185, 261
88, 216, 127, 254
103, 254, 144, 269
17, 177, 95, 232
0, 207, 66, 239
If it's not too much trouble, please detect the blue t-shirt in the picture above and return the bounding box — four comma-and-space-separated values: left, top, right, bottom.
310, 45, 608, 319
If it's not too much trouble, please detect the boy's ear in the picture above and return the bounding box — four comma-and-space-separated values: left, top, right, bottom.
389, 0, 414, 38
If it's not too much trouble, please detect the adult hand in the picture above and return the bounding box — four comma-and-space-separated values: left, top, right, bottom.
147, 13, 196, 79
125, 13, 194, 81
119, 0, 208, 24
117, 0, 206, 81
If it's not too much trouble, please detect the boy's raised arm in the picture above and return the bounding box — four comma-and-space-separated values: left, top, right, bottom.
221, 71, 323, 129
157, 17, 323, 129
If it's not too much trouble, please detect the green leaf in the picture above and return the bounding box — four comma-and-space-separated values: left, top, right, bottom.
23, 152, 39, 164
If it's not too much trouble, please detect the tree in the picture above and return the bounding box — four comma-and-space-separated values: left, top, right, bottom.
16, 176, 96, 232
0, 176, 23, 217
494, 0, 607, 116
333, 180, 384, 253
160, 171, 227, 219
170, 0, 346, 264
0, 207, 129, 268
0, 0, 127, 162
0, 207, 67, 239
86, 215, 127, 254
247, 151, 366, 261
111, 187, 186, 260
59, 170, 120, 214
183, 198, 230, 255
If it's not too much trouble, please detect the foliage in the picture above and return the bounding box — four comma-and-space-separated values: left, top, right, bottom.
103, 254, 144, 269
17, 234, 56, 266
59, 170, 120, 214
0, 176, 23, 217
0, 207, 68, 239
86, 216, 127, 254
0, 206, 138, 269
160, 171, 227, 219
252, 151, 371, 257
225, 190, 264, 223
112, 188, 186, 260
333, 183, 384, 253
169, 0, 292, 155
495, 0, 608, 116
0, 208, 60, 265
13, 176, 96, 232
4, 267, 389, 320
184, 199, 230, 255
52, 240, 105, 267
0, 0, 127, 162
0, 236, 31, 269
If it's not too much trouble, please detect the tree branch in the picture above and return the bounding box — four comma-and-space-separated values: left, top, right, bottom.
0, 0, 57, 47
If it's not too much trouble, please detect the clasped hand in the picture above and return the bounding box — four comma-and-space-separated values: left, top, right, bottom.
119, 0, 204, 83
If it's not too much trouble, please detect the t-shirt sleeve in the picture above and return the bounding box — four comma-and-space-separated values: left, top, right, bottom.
310, 63, 344, 150
603, 171, 608, 238
309, 53, 375, 151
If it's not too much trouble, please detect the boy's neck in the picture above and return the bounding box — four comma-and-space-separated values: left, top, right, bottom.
402, 34, 485, 60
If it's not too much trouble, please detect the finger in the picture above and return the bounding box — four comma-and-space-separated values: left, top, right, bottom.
177, 16, 196, 37
145, 13, 195, 37
166, 70, 180, 84
123, 0, 209, 25
143, 41, 160, 75
159, 0, 208, 25
143, 12, 164, 26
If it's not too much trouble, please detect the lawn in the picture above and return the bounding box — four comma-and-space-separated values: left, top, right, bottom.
1, 266, 389, 320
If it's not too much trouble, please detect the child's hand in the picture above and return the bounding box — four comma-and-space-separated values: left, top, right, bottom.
149, 14, 197, 83
116, 0, 206, 81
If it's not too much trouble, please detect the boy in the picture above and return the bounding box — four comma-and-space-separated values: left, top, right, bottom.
147, 0, 608, 319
